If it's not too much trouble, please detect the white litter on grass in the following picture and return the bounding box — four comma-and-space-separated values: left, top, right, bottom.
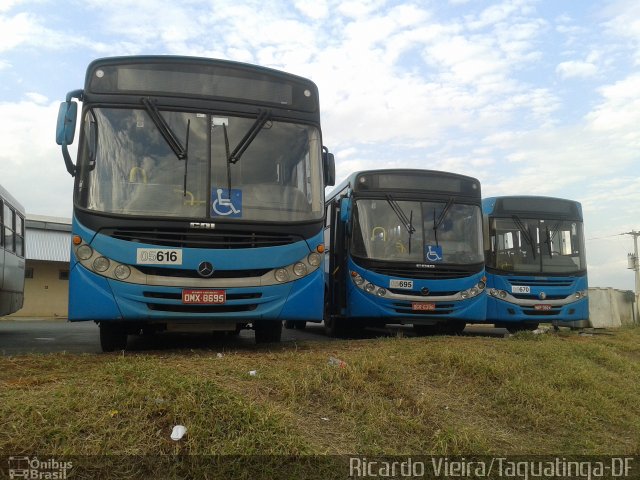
321, 417, 330, 421
249, 370, 257, 376
171, 425, 187, 441
217, 353, 223, 358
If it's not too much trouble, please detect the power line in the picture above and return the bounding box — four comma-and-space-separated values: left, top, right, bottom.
586, 233, 627, 241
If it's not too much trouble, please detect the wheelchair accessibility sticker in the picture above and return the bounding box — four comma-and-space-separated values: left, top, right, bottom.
425, 245, 443, 263
211, 188, 242, 217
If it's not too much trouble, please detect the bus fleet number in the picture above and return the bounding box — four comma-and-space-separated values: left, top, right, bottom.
390, 279, 414, 289
136, 248, 183, 265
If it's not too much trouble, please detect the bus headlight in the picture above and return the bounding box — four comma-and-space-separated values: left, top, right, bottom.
93, 256, 110, 273
460, 290, 469, 299
364, 283, 376, 293
293, 262, 307, 277
499, 290, 507, 299
376, 288, 386, 297
114, 264, 131, 280
76, 245, 93, 260
307, 252, 321, 267
275, 268, 289, 283
351, 272, 364, 286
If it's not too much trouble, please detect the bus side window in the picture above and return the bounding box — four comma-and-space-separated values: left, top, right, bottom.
3, 203, 14, 253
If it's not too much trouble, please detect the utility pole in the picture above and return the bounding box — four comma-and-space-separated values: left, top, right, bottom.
625, 231, 640, 298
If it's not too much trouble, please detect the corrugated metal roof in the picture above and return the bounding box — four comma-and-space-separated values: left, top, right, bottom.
26, 229, 71, 262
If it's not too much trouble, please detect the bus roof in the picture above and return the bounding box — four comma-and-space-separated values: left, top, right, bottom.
483, 195, 583, 219
327, 169, 481, 201
83, 55, 320, 113
0, 183, 25, 214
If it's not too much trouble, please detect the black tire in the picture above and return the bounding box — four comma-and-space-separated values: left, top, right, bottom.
294, 321, 307, 330
324, 315, 350, 338
254, 320, 282, 344
283, 320, 296, 329
100, 323, 128, 352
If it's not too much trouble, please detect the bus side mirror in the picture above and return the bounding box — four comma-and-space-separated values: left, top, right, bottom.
56, 101, 78, 146
339, 197, 351, 223
322, 147, 335, 186
56, 100, 78, 177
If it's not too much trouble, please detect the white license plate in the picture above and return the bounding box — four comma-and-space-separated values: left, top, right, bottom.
511, 285, 531, 294
182, 289, 226, 304
136, 248, 183, 265
390, 279, 414, 289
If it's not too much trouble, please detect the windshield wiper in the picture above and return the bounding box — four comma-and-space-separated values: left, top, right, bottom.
512, 215, 536, 260
141, 97, 187, 161
432, 197, 455, 247
227, 109, 271, 165
182, 119, 191, 197
385, 194, 415, 254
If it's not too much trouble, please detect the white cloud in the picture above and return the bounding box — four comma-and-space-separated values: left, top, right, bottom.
556, 60, 598, 79
0, 99, 74, 218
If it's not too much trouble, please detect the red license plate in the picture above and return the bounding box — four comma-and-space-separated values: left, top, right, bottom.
534, 304, 552, 311
182, 289, 226, 304
412, 302, 436, 311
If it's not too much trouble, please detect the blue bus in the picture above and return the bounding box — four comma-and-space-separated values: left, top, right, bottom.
0, 184, 26, 316
56, 56, 335, 351
323, 169, 486, 336
483, 196, 589, 331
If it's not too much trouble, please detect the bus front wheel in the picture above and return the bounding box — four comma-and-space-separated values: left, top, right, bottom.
99, 323, 128, 352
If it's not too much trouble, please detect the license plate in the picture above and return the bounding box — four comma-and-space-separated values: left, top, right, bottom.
390, 279, 414, 289
412, 302, 436, 311
182, 289, 226, 304
534, 304, 552, 311
512, 285, 530, 294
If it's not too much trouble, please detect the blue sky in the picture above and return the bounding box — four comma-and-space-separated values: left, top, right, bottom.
1, 0, 639, 290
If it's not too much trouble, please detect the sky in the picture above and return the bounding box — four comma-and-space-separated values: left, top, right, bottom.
0, 0, 639, 290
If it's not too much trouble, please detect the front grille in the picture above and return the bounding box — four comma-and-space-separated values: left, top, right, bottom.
143, 292, 262, 301
136, 266, 271, 279
368, 266, 473, 280
511, 293, 567, 300
392, 302, 455, 315
146, 303, 258, 313
522, 307, 561, 316
102, 227, 301, 249
387, 288, 458, 296
509, 278, 574, 287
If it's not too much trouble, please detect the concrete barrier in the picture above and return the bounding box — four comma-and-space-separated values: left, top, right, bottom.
588, 287, 638, 328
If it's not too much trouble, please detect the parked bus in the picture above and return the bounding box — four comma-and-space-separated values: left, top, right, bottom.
0, 184, 26, 316
323, 169, 486, 336
483, 196, 588, 331
56, 56, 335, 351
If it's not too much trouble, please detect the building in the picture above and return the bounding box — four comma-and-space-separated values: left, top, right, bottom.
10, 215, 71, 317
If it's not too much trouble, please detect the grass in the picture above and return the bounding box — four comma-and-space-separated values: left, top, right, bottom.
1, 327, 639, 478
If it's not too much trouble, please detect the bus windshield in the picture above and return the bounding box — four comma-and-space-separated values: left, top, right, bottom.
488, 217, 586, 274
76, 107, 323, 222
351, 198, 483, 264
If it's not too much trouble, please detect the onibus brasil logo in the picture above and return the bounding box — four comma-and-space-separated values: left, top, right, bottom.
8, 456, 73, 479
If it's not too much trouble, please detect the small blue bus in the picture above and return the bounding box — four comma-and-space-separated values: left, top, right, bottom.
323, 169, 486, 336
56, 56, 335, 351
483, 196, 589, 331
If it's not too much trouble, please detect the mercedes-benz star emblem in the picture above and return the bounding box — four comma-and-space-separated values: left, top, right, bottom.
197, 261, 214, 278
421, 287, 430, 296
539, 291, 547, 300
